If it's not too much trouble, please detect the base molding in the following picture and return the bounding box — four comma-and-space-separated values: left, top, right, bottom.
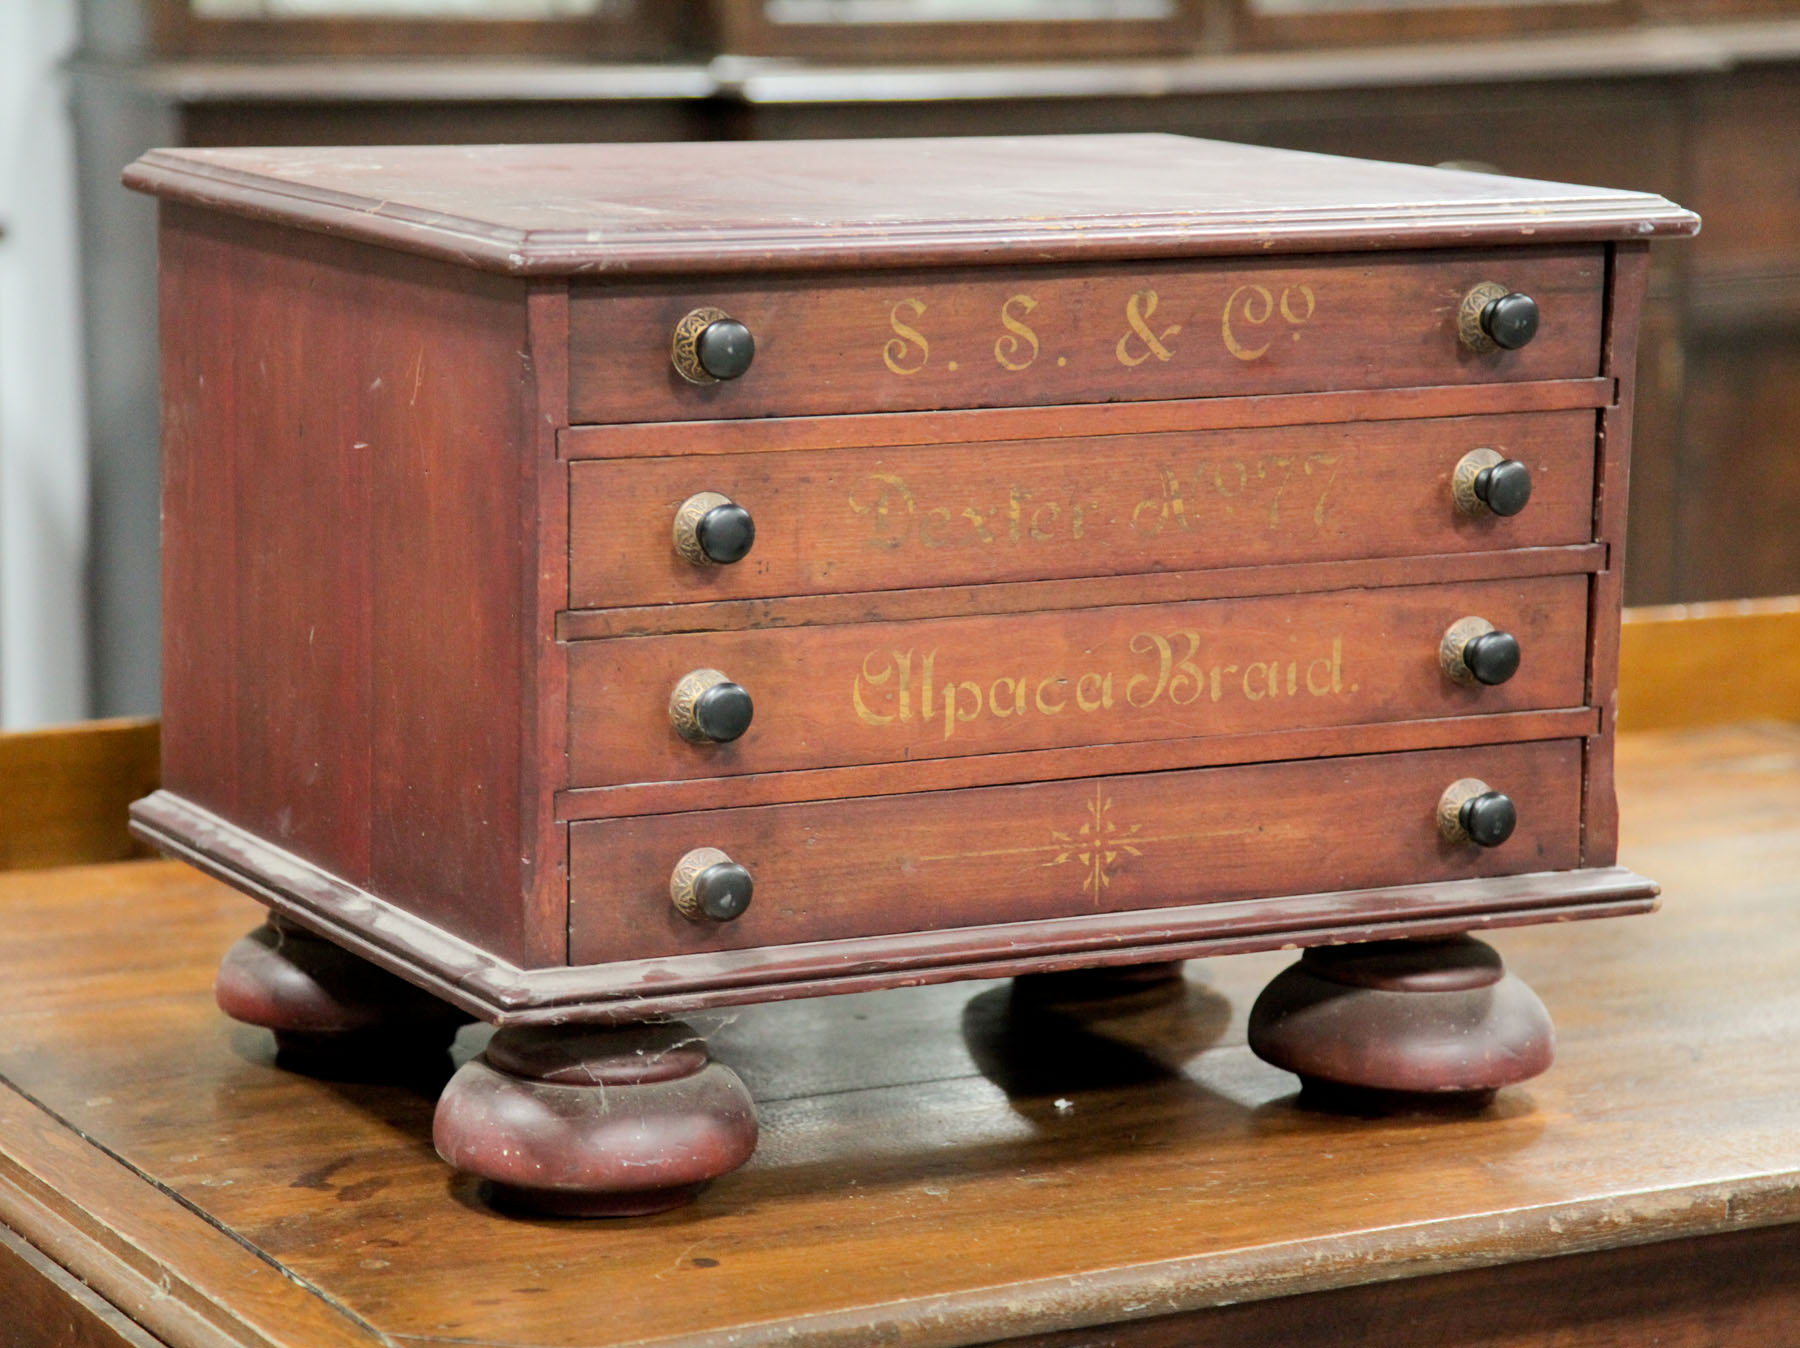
133, 790, 1659, 1027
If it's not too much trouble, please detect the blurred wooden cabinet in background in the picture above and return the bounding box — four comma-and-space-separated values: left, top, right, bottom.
71, 0, 1800, 715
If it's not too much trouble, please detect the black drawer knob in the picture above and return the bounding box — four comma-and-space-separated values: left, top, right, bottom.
1475, 459, 1533, 516
674, 492, 756, 566
672, 308, 755, 384
1464, 630, 1522, 685
669, 669, 754, 743
1481, 292, 1540, 350
1440, 617, 1522, 686
671, 847, 754, 922
1438, 778, 1518, 848
1458, 283, 1540, 353
1452, 448, 1533, 518
1460, 791, 1517, 847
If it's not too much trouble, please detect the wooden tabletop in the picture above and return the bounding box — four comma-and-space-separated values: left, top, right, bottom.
3, 723, 1799, 1348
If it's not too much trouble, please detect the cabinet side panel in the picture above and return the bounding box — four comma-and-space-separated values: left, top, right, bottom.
159, 207, 375, 878
158, 208, 242, 824
1584, 241, 1651, 868
157, 207, 539, 961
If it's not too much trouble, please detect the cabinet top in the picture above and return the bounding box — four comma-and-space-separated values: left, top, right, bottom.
124, 134, 1697, 277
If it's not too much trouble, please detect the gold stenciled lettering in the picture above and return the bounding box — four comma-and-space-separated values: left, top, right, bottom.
1306, 639, 1344, 696
894, 649, 913, 722
1169, 632, 1206, 705
994, 294, 1041, 372
1222, 285, 1275, 361
853, 652, 896, 726
1210, 664, 1237, 703
960, 504, 997, 544
991, 676, 1026, 717
883, 298, 930, 375
1223, 283, 1316, 362
1126, 633, 1171, 709
849, 633, 1350, 737
942, 680, 982, 739
1076, 672, 1115, 712
1117, 290, 1180, 367
918, 507, 954, 548
847, 472, 918, 549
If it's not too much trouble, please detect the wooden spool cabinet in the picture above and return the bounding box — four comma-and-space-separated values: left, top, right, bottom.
124, 136, 1696, 1214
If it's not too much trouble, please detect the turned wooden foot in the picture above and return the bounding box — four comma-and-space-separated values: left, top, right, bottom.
215, 917, 465, 1067
1247, 936, 1553, 1111
1012, 960, 1188, 1007
433, 1022, 758, 1217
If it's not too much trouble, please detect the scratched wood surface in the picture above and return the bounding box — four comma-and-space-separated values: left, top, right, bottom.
567, 410, 1598, 609
568, 574, 1590, 788
565, 248, 1605, 424
154, 205, 559, 968
121, 138, 1697, 280
5, 722, 1800, 1347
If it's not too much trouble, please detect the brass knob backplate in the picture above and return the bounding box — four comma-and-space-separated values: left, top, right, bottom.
1452, 447, 1504, 515
671, 307, 754, 384
1457, 281, 1511, 353
1440, 616, 1497, 686
1437, 778, 1491, 844
672, 491, 756, 566
670, 846, 754, 922
674, 491, 733, 565
669, 668, 754, 743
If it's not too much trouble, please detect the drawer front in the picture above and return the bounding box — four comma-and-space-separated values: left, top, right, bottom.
569, 739, 1584, 963
567, 574, 1589, 787
567, 248, 1604, 425
569, 410, 1596, 610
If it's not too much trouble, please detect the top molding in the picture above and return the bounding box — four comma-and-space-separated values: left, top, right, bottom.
124, 134, 1700, 277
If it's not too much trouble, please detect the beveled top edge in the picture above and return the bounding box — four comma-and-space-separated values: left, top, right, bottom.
123, 136, 1700, 277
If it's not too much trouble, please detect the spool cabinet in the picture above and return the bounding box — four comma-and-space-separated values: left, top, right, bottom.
123, 135, 1697, 1213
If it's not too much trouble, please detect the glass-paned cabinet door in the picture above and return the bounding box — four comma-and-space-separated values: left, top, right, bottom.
136, 0, 701, 56
1236, 0, 1631, 48
709, 0, 1207, 59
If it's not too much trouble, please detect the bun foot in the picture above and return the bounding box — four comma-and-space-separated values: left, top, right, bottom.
1012, 960, 1188, 1008
215, 917, 465, 1067
434, 1022, 758, 1217
1247, 935, 1552, 1111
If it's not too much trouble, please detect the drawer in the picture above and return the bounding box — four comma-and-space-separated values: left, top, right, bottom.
566, 574, 1590, 787
569, 738, 1584, 963
567, 248, 1604, 425
569, 409, 1597, 610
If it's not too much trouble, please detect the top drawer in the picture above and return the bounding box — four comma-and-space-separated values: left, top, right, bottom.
567, 247, 1605, 425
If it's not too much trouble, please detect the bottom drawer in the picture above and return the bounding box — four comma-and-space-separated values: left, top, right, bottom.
569, 739, 1583, 965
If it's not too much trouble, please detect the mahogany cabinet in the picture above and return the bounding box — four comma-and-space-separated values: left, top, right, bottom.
125, 134, 1693, 1213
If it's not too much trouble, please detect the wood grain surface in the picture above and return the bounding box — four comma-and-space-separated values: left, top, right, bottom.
4, 722, 1798, 1347
0, 718, 159, 871
151, 206, 556, 966
1620, 596, 1800, 731
558, 545, 1607, 644
566, 249, 1605, 424
568, 410, 1598, 609
568, 574, 1591, 787
120, 138, 1698, 277
568, 739, 1585, 963
557, 377, 1614, 461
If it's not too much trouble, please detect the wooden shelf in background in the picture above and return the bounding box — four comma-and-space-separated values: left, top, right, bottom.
1620, 596, 1800, 731
0, 718, 159, 871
